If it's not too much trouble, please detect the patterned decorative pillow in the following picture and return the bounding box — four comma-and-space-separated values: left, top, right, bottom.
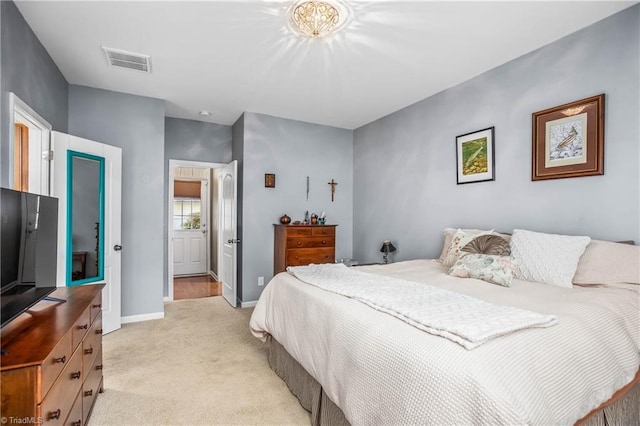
441, 228, 494, 267
510, 229, 591, 288
462, 234, 511, 256
448, 253, 516, 287
438, 228, 458, 262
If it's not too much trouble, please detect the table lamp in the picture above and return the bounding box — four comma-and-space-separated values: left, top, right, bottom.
380, 240, 396, 264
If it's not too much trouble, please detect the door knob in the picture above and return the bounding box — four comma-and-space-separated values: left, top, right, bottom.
114, 244, 122, 251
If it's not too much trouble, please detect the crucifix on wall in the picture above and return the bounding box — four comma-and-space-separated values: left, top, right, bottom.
328, 179, 338, 202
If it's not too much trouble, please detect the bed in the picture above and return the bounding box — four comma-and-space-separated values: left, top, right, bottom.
250, 229, 640, 425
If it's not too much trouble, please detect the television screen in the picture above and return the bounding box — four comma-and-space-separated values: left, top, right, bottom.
1, 188, 58, 327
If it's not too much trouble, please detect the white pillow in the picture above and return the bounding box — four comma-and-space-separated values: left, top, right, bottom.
510, 229, 591, 288
572, 240, 640, 286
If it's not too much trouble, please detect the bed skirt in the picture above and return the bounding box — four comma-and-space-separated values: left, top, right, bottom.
267, 336, 349, 426
267, 335, 640, 426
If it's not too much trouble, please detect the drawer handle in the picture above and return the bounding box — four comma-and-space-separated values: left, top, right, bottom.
322, 240, 326, 244
78, 324, 88, 330
96, 328, 103, 335
48, 409, 61, 420
84, 389, 93, 397
71, 371, 81, 380
85, 347, 94, 355
295, 256, 298, 260
297, 241, 301, 245
96, 364, 104, 370
71, 421, 82, 426
53, 355, 66, 364
93, 303, 102, 309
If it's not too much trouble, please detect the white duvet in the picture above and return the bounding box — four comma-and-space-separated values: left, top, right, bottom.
250, 259, 640, 425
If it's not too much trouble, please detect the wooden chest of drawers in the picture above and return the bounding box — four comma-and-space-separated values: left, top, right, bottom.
1, 284, 104, 426
274, 224, 337, 274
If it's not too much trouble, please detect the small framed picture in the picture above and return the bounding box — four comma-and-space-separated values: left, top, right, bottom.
264, 173, 276, 188
456, 127, 495, 184
532, 94, 604, 181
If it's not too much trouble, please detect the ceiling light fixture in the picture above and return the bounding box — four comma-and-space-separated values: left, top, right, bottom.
199, 111, 211, 117
288, 0, 350, 38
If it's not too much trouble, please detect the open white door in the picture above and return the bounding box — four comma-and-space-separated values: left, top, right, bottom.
51, 131, 122, 334
220, 161, 238, 307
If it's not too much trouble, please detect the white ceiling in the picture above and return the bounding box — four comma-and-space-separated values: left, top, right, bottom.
15, 1, 634, 130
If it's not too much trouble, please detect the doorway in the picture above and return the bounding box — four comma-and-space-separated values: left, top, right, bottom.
173, 177, 208, 276
168, 160, 225, 302
9, 93, 51, 195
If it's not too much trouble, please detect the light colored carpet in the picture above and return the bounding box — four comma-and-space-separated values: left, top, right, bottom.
90, 297, 310, 425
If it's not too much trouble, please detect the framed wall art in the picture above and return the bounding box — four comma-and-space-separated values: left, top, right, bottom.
265, 173, 276, 188
532, 94, 604, 181
456, 126, 495, 184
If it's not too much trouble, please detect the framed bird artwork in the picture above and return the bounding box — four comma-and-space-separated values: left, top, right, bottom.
532, 94, 604, 181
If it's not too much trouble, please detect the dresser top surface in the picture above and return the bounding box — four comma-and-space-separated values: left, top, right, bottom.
1, 284, 104, 370
273, 224, 338, 227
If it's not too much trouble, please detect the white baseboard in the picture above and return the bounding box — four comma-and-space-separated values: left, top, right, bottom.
209, 270, 219, 281
121, 311, 165, 324
240, 300, 258, 308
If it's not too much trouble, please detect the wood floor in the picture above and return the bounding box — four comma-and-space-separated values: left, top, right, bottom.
173, 275, 221, 300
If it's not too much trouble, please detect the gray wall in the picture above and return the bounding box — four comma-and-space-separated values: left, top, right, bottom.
353, 5, 640, 263
240, 112, 353, 302
69, 85, 165, 318
165, 117, 232, 164
0, 0, 68, 187
163, 117, 232, 296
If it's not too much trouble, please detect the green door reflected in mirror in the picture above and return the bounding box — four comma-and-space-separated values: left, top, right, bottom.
67, 151, 105, 286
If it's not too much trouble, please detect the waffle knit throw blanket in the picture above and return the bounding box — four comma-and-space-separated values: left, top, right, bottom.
288, 263, 557, 349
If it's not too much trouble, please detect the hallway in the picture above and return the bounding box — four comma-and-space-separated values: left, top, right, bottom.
173, 275, 221, 300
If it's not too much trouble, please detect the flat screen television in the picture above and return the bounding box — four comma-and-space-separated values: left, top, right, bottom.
1, 188, 59, 327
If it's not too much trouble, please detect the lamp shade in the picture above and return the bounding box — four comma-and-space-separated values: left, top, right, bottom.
380, 240, 396, 253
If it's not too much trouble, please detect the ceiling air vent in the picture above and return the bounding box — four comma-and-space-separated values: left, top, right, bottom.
102, 47, 151, 73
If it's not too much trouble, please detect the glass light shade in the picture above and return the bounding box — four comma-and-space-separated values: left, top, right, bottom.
288, 0, 350, 38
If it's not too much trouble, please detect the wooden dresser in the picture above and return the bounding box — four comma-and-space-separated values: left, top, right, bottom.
1, 284, 104, 426
274, 224, 337, 274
